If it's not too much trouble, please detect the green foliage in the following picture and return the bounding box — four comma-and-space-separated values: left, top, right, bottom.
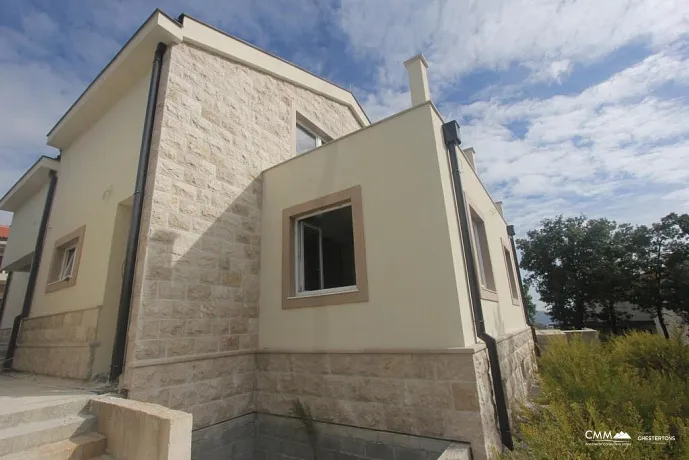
521, 284, 537, 323
517, 212, 689, 334
629, 213, 689, 336
502, 332, 689, 460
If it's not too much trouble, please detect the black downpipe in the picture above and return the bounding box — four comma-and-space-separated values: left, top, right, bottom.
110, 42, 167, 382
442, 122, 513, 450
507, 225, 540, 357
4, 170, 58, 369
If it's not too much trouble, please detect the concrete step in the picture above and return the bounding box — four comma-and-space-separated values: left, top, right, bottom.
0, 414, 97, 456
0, 432, 105, 460
0, 396, 92, 430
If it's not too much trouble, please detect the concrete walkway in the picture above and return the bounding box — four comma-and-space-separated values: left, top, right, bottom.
0, 372, 97, 416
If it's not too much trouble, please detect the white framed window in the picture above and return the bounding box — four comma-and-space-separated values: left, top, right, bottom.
296, 123, 325, 154
58, 246, 77, 281
46, 225, 85, 293
503, 246, 520, 301
470, 210, 496, 291
294, 203, 357, 296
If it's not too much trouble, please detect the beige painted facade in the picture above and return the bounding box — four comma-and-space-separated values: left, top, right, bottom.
3, 9, 536, 459
260, 102, 528, 351
0, 272, 29, 331
1, 184, 47, 270
260, 103, 475, 350
13, 74, 150, 379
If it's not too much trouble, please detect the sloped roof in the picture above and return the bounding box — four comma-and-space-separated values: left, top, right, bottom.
0, 226, 9, 240
47, 10, 369, 149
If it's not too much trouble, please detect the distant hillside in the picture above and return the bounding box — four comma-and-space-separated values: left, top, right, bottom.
534, 310, 553, 326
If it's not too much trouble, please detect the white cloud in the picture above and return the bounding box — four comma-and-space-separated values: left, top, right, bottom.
449, 49, 689, 231
338, 0, 689, 93
1, 0, 688, 239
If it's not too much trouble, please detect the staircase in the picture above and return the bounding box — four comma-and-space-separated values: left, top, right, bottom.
0, 393, 111, 460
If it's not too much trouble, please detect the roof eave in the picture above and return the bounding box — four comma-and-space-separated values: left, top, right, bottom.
46, 10, 184, 149
0, 156, 60, 212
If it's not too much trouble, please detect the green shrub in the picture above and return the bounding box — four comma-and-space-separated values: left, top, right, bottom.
501, 332, 689, 460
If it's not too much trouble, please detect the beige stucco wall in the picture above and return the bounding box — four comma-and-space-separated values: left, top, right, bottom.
0, 272, 29, 330
30, 74, 149, 318
260, 103, 475, 350
452, 144, 528, 338
2, 184, 48, 269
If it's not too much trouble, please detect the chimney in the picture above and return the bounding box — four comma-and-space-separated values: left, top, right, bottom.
462, 147, 476, 171
495, 201, 504, 218
404, 54, 430, 106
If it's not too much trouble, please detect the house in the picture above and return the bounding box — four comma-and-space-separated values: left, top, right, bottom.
0, 10, 535, 460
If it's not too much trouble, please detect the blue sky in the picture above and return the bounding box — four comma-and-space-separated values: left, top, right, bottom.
1, 1, 689, 311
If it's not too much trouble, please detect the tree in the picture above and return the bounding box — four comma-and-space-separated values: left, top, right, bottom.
517, 215, 632, 331
629, 213, 689, 337
520, 283, 537, 324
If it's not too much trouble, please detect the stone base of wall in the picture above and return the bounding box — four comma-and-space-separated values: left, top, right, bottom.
13, 308, 99, 380
0, 327, 11, 357
192, 413, 255, 460
255, 349, 498, 460
127, 353, 255, 429
495, 327, 537, 423
191, 412, 470, 460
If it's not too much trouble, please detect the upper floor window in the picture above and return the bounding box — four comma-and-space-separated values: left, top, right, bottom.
503, 246, 520, 302
469, 210, 496, 292
295, 115, 332, 155
296, 124, 322, 154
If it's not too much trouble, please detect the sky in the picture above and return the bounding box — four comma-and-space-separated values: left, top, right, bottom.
1, 1, 688, 311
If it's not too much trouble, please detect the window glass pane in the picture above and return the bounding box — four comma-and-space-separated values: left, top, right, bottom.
472, 219, 488, 286
297, 206, 355, 292
60, 248, 76, 280
505, 249, 519, 298
296, 124, 318, 154
302, 224, 322, 291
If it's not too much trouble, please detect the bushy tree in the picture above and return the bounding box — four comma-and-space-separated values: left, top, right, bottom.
628, 213, 689, 337
517, 216, 632, 330
518, 213, 689, 334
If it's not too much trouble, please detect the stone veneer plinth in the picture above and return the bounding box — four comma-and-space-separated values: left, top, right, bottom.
13, 307, 100, 379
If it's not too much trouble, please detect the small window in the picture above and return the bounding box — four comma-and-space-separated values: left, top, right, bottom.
58, 246, 77, 281
296, 124, 322, 154
283, 186, 368, 309
469, 210, 496, 292
504, 247, 520, 301
46, 225, 85, 293
295, 205, 356, 294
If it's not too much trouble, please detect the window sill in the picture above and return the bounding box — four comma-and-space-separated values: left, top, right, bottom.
289, 286, 358, 299
283, 285, 368, 310
511, 296, 521, 306
45, 278, 75, 294
480, 288, 499, 302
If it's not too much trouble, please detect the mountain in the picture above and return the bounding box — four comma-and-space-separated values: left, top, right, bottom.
534, 310, 553, 326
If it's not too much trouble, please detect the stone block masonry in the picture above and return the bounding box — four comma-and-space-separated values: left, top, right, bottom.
255, 350, 499, 460
13, 307, 100, 379
123, 40, 362, 430
495, 327, 537, 424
